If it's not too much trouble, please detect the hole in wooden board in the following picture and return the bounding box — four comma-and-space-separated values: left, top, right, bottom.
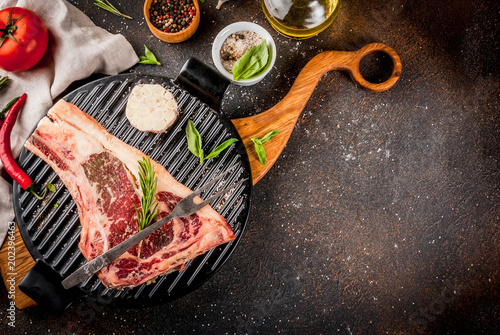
359, 51, 394, 84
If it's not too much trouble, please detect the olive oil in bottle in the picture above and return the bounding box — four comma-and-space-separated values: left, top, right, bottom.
261, 0, 340, 39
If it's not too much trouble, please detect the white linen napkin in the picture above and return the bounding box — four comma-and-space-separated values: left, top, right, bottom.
0, 0, 139, 246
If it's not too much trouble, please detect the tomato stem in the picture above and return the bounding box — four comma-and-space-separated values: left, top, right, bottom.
0, 9, 25, 48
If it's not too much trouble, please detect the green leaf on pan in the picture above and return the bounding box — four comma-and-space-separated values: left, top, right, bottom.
185, 120, 238, 165
205, 138, 239, 160
185, 120, 204, 165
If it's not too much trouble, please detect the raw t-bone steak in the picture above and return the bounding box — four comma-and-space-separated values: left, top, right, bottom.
25, 100, 235, 289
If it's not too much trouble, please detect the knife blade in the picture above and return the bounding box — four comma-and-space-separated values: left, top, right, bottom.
61, 212, 174, 289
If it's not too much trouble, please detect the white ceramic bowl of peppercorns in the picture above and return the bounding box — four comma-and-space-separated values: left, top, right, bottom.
144, 0, 200, 43
212, 22, 277, 86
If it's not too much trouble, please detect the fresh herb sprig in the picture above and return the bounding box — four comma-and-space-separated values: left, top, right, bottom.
94, 0, 133, 20
138, 45, 161, 65
251, 129, 279, 166
0, 76, 10, 92
185, 120, 238, 165
232, 40, 271, 81
0, 97, 17, 121
136, 157, 158, 231
135, 157, 159, 259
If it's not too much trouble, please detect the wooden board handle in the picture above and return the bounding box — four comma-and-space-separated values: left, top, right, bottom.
231, 43, 402, 184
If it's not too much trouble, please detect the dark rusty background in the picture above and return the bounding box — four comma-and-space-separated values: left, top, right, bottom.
1, 0, 499, 334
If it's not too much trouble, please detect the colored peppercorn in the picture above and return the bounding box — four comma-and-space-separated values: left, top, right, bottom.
149, 0, 196, 33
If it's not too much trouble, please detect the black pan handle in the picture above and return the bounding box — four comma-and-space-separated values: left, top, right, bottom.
174, 58, 231, 111
19, 260, 83, 314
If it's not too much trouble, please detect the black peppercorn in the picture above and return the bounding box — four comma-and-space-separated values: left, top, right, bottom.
149, 0, 197, 33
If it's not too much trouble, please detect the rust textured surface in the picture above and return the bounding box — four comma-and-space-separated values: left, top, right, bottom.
0, 0, 498, 334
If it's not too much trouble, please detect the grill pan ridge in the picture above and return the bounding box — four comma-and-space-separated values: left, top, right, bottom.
13, 73, 252, 308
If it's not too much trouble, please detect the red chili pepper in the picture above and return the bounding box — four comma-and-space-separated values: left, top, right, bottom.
1, 94, 55, 200
0, 94, 36, 190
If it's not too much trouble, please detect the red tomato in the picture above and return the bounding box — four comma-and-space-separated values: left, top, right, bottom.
0, 7, 49, 72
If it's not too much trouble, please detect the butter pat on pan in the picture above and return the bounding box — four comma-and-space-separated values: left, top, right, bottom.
126, 84, 178, 133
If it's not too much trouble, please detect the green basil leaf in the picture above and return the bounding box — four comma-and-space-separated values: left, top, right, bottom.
138, 59, 160, 65
205, 138, 238, 160
251, 137, 267, 166
235, 42, 266, 80
140, 45, 161, 65
253, 45, 272, 78
144, 45, 154, 59
251, 137, 262, 146
251, 129, 279, 166
239, 42, 268, 79
260, 129, 279, 143
232, 51, 255, 81
233, 41, 269, 81
186, 120, 204, 164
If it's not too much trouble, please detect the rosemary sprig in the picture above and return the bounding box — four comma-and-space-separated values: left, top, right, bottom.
0, 76, 10, 92
135, 157, 158, 259
94, 0, 133, 20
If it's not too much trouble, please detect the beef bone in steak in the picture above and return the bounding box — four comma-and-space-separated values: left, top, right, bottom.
24, 100, 235, 289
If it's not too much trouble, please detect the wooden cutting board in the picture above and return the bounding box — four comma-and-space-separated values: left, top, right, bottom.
0, 43, 402, 309
0, 223, 37, 309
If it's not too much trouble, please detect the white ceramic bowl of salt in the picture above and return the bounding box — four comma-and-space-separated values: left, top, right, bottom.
212, 22, 277, 86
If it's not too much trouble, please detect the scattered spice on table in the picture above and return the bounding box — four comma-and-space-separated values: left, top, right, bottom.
220, 31, 263, 72
149, 0, 197, 33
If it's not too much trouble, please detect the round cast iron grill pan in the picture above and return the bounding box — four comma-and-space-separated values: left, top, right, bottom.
13, 70, 252, 309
